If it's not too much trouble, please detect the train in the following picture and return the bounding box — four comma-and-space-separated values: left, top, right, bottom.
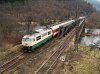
22, 17, 85, 52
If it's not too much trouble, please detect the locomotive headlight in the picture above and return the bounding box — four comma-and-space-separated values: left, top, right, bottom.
22, 43, 29, 46
25, 43, 28, 46
22, 42, 32, 46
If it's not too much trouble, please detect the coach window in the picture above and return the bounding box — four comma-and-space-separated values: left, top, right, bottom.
36, 36, 41, 41
48, 31, 51, 35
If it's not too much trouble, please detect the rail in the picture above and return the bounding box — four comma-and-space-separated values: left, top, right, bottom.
0, 53, 25, 74
34, 28, 76, 74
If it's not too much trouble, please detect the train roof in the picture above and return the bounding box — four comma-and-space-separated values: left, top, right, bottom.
50, 25, 59, 30
23, 32, 40, 38
23, 28, 51, 38
35, 28, 51, 33
59, 20, 75, 27
50, 20, 75, 29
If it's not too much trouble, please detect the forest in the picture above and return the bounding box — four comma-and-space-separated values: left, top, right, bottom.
0, 0, 95, 22
0, 0, 96, 47
86, 11, 100, 29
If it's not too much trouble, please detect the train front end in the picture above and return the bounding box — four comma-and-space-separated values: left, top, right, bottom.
22, 35, 34, 52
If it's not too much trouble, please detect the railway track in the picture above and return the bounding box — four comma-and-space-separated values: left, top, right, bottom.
0, 37, 59, 74
0, 53, 25, 74
34, 28, 76, 74
0, 28, 75, 74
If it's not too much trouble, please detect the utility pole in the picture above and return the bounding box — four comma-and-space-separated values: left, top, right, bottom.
75, 4, 79, 52
27, 16, 32, 34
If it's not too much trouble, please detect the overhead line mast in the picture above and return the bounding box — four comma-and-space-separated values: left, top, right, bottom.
75, 4, 79, 52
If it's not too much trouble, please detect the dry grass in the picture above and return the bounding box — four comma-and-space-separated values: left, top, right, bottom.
0, 44, 22, 64
61, 45, 100, 74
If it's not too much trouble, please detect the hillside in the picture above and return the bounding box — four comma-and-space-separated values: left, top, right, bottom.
0, 0, 96, 46
0, 0, 95, 23
86, 11, 100, 28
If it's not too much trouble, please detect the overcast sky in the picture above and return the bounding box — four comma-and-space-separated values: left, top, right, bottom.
97, 0, 100, 1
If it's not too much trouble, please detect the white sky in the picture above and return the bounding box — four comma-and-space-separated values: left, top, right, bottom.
97, 0, 100, 2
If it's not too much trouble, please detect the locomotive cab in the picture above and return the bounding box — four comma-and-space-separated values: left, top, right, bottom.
22, 38, 34, 46
22, 35, 35, 52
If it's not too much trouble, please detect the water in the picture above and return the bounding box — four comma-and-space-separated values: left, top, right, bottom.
80, 28, 100, 47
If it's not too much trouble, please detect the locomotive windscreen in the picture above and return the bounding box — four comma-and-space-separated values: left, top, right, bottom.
22, 38, 32, 42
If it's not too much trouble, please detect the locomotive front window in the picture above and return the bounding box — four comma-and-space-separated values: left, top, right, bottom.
22, 38, 32, 42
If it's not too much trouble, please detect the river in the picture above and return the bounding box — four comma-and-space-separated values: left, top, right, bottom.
80, 28, 100, 47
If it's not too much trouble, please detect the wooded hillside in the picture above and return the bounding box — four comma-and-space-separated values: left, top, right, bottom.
86, 12, 100, 28
0, 0, 95, 23
0, 0, 96, 46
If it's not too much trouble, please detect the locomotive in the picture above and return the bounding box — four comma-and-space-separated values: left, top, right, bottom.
22, 17, 85, 52
22, 29, 52, 52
